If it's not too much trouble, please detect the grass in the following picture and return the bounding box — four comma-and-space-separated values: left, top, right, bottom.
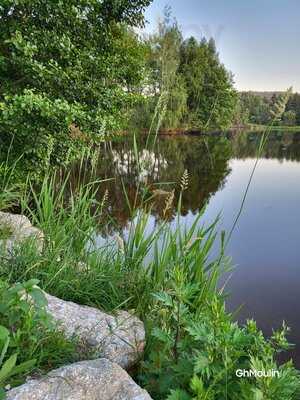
0, 225, 13, 240
0, 141, 24, 211
0, 169, 225, 314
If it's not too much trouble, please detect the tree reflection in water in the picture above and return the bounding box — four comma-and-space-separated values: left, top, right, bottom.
66, 131, 300, 235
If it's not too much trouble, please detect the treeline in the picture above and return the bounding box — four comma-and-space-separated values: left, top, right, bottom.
132, 8, 237, 132
236, 91, 300, 126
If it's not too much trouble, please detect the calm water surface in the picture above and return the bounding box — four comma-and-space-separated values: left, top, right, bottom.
70, 131, 300, 365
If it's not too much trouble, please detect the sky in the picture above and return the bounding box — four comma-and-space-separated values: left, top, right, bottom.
144, 0, 300, 92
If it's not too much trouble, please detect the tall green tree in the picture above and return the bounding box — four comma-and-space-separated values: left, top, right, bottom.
282, 110, 297, 126
140, 14, 237, 132
179, 37, 237, 130
135, 7, 188, 131
0, 0, 152, 173
238, 92, 271, 125
286, 93, 300, 124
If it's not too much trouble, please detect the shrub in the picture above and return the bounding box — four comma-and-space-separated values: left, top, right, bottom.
0, 91, 89, 177
0, 279, 76, 393
140, 283, 300, 399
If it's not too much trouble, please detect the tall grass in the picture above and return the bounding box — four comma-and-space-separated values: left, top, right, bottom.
0, 157, 23, 211
0, 163, 225, 314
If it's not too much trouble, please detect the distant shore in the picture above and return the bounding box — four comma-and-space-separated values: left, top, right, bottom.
115, 124, 300, 138
248, 124, 300, 132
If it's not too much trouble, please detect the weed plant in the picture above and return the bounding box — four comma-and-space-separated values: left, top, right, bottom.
0, 279, 75, 396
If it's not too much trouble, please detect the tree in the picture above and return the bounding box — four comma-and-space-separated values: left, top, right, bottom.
140, 14, 237, 132
137, 7, 188, 130
238, 92, 271, 125
282, 110, 297, 126
0, 0, 152, 173
286, 93, 300, 125
179, 37, 237, 130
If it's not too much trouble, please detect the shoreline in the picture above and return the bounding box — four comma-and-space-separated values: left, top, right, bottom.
115, 124, 300, 138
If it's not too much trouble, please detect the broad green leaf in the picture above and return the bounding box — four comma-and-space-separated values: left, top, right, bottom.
7, 359, 36, 377
0, 354, 17, 384
0, 327, 9, 342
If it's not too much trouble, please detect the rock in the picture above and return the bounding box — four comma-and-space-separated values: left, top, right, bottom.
44, 293, 145, 369
0, 211, 44, 253
6, 358, 152, 400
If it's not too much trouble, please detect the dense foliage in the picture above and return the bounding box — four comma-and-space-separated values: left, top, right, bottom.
0, 279, 75, 395
0, 2, 240, 177
236, 92, 272, 125
0, 0, 151, 173
142, 292, 299, 400
179, 37, 237, 130
286, 93, 300, 125
132, 9, 238, 131
236, 91, 300, 127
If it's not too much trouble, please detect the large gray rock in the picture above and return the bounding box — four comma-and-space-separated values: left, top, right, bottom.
6, 358, 152, 400
44, 293, 145, 369
0, 211, 43, 253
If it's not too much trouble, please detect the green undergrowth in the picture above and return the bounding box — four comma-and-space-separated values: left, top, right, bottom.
0, 169, 299, 399
0, 279, 76, 397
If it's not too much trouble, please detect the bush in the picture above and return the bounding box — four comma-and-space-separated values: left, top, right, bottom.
140, 284, 300, 399
0, 279, 76, 393
0, 91, 89, 177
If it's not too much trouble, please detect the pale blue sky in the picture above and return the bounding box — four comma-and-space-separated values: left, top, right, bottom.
144, 0, 300, 92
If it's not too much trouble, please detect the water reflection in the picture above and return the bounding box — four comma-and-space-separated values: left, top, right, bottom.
67, 131, 300, 231
231, 131, 300, 161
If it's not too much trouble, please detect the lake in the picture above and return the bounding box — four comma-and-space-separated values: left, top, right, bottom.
69, 130, 300, 366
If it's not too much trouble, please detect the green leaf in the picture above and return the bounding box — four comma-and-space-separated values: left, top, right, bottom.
0, 335, 10, 365
252, 388, 264, 400
29, 288, 47, 308
190, 375, 209, 398
0, 327, 9, 342
194, 354, 210, 373
23, 280, 40, 290
0, 354, 17, 384
152, 327, 172, 344
7, 359, 36, 377
152, 292, 173, 307
167, 389, 192, 400
0, 388, 6, 400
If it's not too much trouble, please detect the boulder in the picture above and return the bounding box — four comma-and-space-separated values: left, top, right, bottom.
44, 293, 145, 369
6, 358, 152, 400
0, 211, 43, 253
